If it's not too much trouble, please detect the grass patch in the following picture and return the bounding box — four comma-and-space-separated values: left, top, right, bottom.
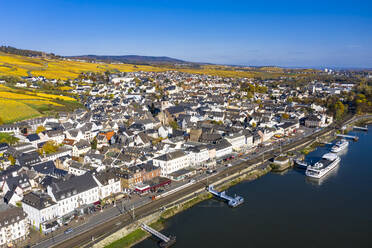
0, 132, 19, 145
300, 141, 323, 155
161, 193, 212, 219
104, 229, 147, 248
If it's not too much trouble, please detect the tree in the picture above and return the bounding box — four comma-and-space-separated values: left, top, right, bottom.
169, 121, 179, 130
91, 137, 97, 150
282, 113, 290, 119
334, 101, 345, 119
8, 155, 16, 165
36, 125, 46, 134
39, 141, 59, 155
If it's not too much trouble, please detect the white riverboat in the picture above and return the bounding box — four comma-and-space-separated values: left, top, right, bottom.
331, 139, 349, 153
305, 153, 341, 179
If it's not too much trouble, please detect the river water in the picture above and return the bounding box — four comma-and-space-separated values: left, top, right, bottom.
135, 126, 372, 248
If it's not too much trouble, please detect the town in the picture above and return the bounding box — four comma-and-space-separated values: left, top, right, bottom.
0, 68, 368, 247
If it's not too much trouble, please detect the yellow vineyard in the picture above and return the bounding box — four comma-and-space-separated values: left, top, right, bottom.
0, 52, 165, 80
0, 99, 41, 123
0, 83, 78, 123
0, 51, 312, 80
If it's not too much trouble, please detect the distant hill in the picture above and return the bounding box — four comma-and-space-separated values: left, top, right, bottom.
0, 45, 190, 65
67, 55, 189, 65
0, 46, 60, 59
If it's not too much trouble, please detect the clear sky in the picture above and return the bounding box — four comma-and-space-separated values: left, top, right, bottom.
1, 0, 372, 68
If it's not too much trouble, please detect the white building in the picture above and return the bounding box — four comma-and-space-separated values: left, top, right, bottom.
153, 151, 190, 177
21, 192, 58, 233
213, 139, 233, 158
93, 171, 121, 199
225, 133, 246, 151
47, 173, 99, 217
245, 133, 253, 148
0, 207, 29, 247
187, 145, 209, 167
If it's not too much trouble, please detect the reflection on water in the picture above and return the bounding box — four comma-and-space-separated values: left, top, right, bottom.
273, 168, 291, 176
334, 146, 349, 157
305, 164, 340, 186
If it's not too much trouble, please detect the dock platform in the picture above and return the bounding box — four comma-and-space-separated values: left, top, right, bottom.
141, 223, 176, 247
353, 126, 368, 131
336, 134, 359, 141
207, 185, 244, 207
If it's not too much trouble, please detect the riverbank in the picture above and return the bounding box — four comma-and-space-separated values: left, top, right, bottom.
99, 163, 273, 248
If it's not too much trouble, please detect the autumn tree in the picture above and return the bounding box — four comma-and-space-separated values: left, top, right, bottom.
8, 155, 16, 165
36, 125, 46, 134
39, 141, 59, 155
91, 137, 97, 150
169, 121, 179, 130
334, 101, 346, 120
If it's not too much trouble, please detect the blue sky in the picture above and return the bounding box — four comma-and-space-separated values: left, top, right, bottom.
1, 0, 372, 67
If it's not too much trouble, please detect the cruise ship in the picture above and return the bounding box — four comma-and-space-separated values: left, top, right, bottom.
305, 153, 341, 179
331, 139, 349, 153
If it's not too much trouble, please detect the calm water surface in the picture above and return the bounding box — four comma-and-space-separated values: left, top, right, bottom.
135, 127, 372, 248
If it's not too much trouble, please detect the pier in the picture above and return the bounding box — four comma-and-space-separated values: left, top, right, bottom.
207, 185, 244, 207
353, 126, 368, 131
336, 134, 359, 141
141, 223, 176, 248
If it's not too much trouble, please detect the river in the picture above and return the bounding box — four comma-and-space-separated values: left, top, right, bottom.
135, 126, 372, 248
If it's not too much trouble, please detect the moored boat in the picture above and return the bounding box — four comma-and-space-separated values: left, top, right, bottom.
306, 153, 340, 179
331, 139, 349, 153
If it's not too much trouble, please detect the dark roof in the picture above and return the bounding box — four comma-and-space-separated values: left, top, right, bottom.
166, 105, 185, 115
27, 133, 40, 142
50, 173, 98, 201
17, 151, 41, 167
4, 188, 16, 204
154, 150, 186, 161
94, 171, 118, 185
32, 161, 56, 175
210, 139, 232, 151
22, 192, 56, 210
0, 143, 9, 152
306, 115, 321, 121
4, 174, 30, 190
0, 207, 27, 228
280, 121, 298, 129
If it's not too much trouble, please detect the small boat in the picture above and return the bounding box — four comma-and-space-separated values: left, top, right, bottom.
331, 139, 349, 153
295, 159, 308, 169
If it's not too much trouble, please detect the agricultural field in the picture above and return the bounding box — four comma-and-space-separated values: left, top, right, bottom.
0, 51, 315, 80
0, 99, 40, 123
0, 52, 165, 80
0, 84, 80, 123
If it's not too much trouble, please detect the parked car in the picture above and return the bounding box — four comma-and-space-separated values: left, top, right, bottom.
64, 228, 73, 234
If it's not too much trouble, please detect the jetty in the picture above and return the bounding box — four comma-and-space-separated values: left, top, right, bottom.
207, 185, 244, 207
353, 126, 368, 131
141, 223, 176, 248
336, 134, 359, 141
